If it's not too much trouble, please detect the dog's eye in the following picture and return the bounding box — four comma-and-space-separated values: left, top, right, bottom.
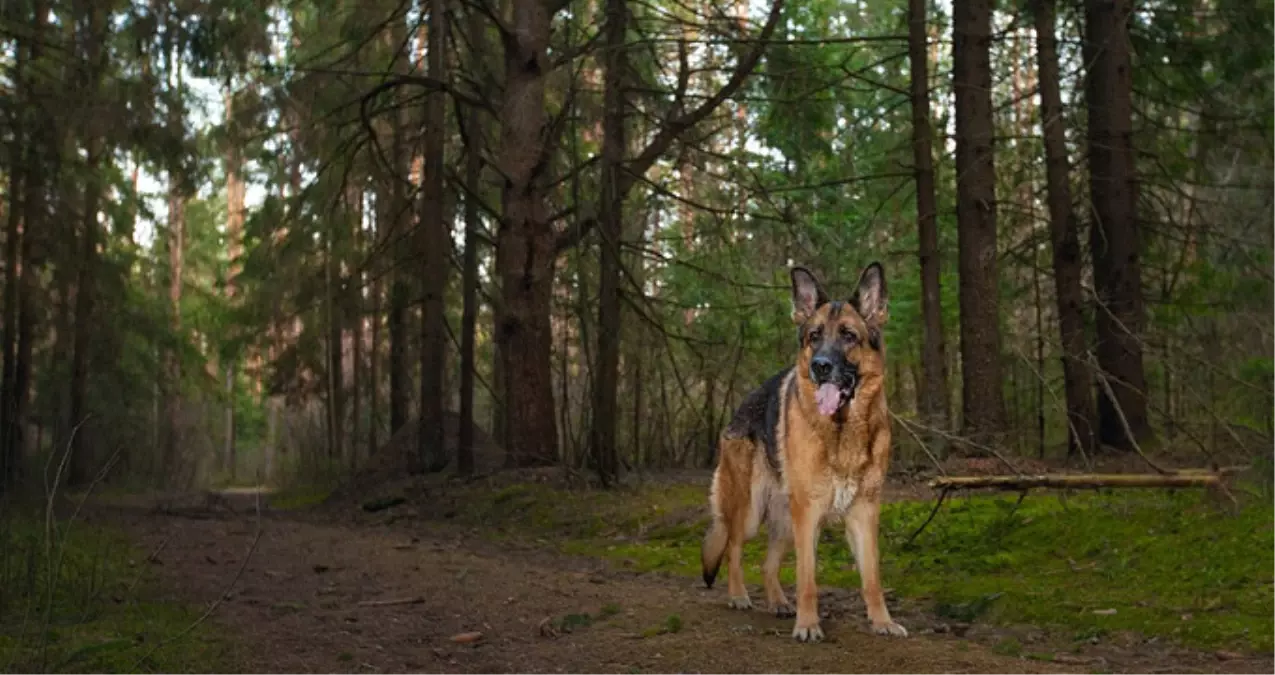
840, 325, 857, 342
807, 327, 823, 344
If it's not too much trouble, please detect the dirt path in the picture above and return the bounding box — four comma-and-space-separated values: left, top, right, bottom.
89, 506, 1081, 674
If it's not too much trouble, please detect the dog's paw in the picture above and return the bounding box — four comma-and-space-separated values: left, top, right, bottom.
772, 602, 795, 618
871, 620, 908, 637
791, 621, 824, 643
727, 595, 753, 610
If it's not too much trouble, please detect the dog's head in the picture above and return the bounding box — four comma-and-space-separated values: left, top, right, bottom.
789, 262, 889, 417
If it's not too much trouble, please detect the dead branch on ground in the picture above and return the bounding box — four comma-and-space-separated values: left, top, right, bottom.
928, 472, 1227, 491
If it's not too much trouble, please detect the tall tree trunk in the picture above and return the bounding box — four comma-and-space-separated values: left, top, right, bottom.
325, 215, 344, 463
387, 13, 411, 438
163, 174, 186, 478
389, 278, 410, 435
67, 2, 107, 487
14, 28, 47, 485
0, 88, 24, 493
1035, 0, 1096, 457
159, 18, 187, 484
224, 88, 245, 482
908, 0, 951, 454
952, 0, 1006, 449
457, 3, 485, 478
419, 0, 450, 473
351, 193, 364, 471
370, 193, 384, 457
1084, 0, 1151, 450
495, 0, 561, 468
0, 0, 39, 490
591, 0, 628, 486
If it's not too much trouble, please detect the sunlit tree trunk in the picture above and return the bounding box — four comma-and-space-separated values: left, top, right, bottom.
223, 88, 245, 482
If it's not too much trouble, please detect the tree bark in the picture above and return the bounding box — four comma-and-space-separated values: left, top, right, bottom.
0, 10, 27, 491
325, 213, 344, 463
224, 88, 245, 481
419, 0, 450, 473
908, 0, 951, 454
1035, 0, 1096, 457
163, 174, 186, 479
370, 192, 384, 457
67, 2, 108, 487
387, 12, 412, 437
1084, 0, 1152, 450
952, 0, 1006, 449
457, 1, 485, 478
591, 0, 628, 486
495, 0, 562, 467
351, 193, 364, 471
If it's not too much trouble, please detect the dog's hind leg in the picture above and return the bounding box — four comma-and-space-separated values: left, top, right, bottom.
708, 437, 756, 610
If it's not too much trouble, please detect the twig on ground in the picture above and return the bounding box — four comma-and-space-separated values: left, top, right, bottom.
1092, 366, 1171, 475
128, 493, 265, 671
357, 596, 426, 607
889, 412, 947, 476
903, 486, 951, 547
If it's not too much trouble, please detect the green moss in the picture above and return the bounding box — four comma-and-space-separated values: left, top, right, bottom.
638, 614, 684, 638
270, 484, 335, 510
0, 515, 236, 673
993, 637, 1024, 657
459, 482, 1275, 653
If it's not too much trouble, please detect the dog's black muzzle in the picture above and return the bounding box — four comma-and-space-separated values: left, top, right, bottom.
809, 351, 858, 398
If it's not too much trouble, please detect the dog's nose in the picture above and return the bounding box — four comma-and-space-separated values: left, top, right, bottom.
810, 356, 833, 382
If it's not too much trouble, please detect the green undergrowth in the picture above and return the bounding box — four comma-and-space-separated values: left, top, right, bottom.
0, 511, 235, 673
431, 480, 1274, 653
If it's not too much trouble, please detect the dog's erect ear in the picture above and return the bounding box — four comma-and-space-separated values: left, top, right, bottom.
790, 266, 828, 324
851, 262, 888, 325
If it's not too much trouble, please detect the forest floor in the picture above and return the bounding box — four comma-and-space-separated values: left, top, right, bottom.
51, 463, 1273, 674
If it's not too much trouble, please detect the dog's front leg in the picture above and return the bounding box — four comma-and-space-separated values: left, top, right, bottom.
846, 496, 907, 637
789, 492, 826, 642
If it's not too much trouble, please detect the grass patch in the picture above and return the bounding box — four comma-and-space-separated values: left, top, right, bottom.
0, 511, 235, 673
439, 481, 1274, 653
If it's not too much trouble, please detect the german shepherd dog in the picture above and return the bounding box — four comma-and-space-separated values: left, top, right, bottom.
701, 262, 906, 642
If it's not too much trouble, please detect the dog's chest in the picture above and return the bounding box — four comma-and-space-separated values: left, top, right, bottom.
829, 476, 858, 515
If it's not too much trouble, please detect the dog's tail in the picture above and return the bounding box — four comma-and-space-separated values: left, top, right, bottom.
701, 517, 727, 589
701, 465, 729, 589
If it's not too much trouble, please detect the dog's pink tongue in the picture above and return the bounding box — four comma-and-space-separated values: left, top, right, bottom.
815, 383, 841, 416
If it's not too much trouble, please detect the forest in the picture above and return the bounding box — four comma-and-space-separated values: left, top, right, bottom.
0, 0, 1271, 669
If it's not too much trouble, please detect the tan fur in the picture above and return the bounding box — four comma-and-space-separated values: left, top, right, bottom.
702, 264, 906, 642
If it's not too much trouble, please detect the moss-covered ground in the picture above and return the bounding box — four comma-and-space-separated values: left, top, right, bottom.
383, 478, 1273, 654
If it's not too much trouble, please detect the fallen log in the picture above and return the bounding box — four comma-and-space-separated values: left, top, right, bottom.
928, 472, 1224, 491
